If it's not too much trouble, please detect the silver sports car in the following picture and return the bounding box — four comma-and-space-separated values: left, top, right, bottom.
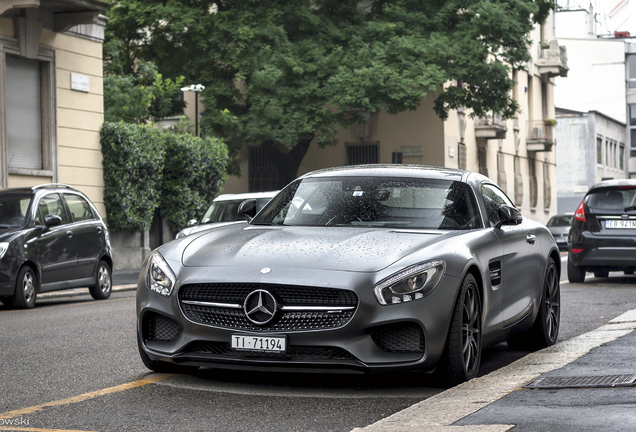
137, 165, 561, 385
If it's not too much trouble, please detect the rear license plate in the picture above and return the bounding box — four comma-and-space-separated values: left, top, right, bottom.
231, 334, 286, 352
605, 220, 636, 229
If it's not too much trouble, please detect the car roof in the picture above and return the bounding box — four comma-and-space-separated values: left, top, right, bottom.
588, 179, 636, 193
213, 191, 279, 202
0, 183, 80, 195
299, 164, 477, 182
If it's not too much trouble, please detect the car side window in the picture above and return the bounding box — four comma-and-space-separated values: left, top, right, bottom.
38, 194, 69, 225
64, 194, 95, 222
482, 184, 514, 227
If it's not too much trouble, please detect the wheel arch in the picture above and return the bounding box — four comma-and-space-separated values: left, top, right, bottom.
99, 254, 114, 272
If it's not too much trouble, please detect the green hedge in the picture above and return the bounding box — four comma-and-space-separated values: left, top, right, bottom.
101, 122, 228, 233
161, 133, 228, 232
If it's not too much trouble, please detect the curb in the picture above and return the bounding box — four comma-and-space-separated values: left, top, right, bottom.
351, 308, 636, 432
37, 284, 137, 300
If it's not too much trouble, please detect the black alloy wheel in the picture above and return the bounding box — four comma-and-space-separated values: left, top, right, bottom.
541, 258, 561, 346
441, 273, 482, 386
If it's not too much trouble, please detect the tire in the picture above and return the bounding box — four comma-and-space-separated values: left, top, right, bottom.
593, 270, 608, 278
12, 266, 37, 309
567, 258, 586, 283
439, 273, 482, 386
89, 260, 112, 300
508, 257, 560, 351
137, 333, 197, 374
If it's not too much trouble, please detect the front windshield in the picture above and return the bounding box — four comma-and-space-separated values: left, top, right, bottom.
547, 215, 573, 227
201, 198, 272, 223
252, 176, 481, 230
0, 193, 32, 228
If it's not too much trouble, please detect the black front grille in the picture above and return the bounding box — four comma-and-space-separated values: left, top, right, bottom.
180, 284, 358, 306
143, 312, 180, 342
370, 322, 425, 353
187, 341, 356, 361
179, 284, 358, 332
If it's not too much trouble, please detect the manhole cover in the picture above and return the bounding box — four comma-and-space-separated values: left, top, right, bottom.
525, 374, 636, 389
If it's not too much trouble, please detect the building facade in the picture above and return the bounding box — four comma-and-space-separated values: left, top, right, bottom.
0, 0, 107, 216
221, 14, 567, 225
555, 108, 628, 212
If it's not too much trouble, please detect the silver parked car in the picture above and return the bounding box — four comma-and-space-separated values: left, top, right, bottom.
137, 165, 561, 386
175, 191, 279, 239
546, 213, 573, 251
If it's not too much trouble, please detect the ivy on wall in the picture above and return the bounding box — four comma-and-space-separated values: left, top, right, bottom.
101, 122, 228, 233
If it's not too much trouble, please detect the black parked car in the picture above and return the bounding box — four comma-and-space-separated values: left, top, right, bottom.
0, 184, 113, 308
137, 165, 560, 385
568, 179, 636, 282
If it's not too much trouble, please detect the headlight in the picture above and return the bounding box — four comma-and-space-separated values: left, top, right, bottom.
0, 242, 9, 259
374, 260, 445, 305
146, 252, 176, 297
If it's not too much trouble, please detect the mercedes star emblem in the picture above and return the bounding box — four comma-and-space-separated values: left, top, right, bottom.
244, 289, 278, 325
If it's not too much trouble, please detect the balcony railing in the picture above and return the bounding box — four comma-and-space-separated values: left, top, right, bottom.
536, 40, 568, 78
526, 120, 555, 152
475, 112, 507, 139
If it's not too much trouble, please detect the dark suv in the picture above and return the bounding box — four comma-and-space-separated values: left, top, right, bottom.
568, 179, 636, 282
0, 184, 113, 308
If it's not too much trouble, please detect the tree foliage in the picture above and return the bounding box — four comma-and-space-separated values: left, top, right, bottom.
105, 0, 554, 187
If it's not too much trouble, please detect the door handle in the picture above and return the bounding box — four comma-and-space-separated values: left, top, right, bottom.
96, 227, 102, 233
526, 234, 536, 244
66, 231, 73, 237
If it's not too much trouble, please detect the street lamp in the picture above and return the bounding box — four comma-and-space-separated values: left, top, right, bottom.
180, 84, 205, 137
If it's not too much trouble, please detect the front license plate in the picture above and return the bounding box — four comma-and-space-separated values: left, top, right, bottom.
231, 334, 287, 352
606, 220, 636, 229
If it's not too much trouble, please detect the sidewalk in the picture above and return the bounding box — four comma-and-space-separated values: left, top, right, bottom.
37, 269, 139, 300
353, 308, 636, 432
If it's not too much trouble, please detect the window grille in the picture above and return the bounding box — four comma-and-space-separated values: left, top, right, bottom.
248, 147, 279, 192
346, 142, 378, 165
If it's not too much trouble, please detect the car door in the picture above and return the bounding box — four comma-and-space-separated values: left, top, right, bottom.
63, 193, 104, 279
481, 183, 544, 325
32, 193, 78, 286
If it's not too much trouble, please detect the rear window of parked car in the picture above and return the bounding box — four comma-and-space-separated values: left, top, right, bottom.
587, 188, 636, 210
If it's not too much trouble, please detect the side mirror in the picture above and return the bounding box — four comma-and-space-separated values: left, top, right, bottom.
238, 199, 257, 220
187, 219, 198, 227
44, 214, 63, 227
495, 205, 523, 229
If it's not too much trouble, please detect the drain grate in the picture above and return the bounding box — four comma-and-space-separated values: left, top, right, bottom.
525, 374, 636, 389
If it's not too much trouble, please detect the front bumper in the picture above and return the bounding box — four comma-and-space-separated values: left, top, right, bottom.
136, 266, 461, 373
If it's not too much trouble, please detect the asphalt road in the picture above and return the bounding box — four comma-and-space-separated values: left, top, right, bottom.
1, 270, 635, 432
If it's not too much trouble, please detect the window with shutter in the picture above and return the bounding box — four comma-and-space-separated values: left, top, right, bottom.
6, 56, 42, 170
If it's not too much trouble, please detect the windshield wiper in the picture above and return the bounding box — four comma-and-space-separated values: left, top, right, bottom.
624, 206, 636, 212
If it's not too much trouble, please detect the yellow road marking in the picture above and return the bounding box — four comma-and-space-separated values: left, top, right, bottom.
0, 427, 96, 432
0, 374, 173, 421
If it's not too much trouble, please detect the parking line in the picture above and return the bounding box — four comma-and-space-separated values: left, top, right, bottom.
0, 374, 174, 422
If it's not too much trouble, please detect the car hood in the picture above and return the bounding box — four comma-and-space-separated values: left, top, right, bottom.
548, 226, 570, 236
181, 225, 461, 273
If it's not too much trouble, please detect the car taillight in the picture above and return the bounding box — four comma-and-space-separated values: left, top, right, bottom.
574, 200, 586, 222
570, 248, 583, 254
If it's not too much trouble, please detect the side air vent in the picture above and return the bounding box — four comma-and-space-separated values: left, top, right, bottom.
489, 261, 501, 286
